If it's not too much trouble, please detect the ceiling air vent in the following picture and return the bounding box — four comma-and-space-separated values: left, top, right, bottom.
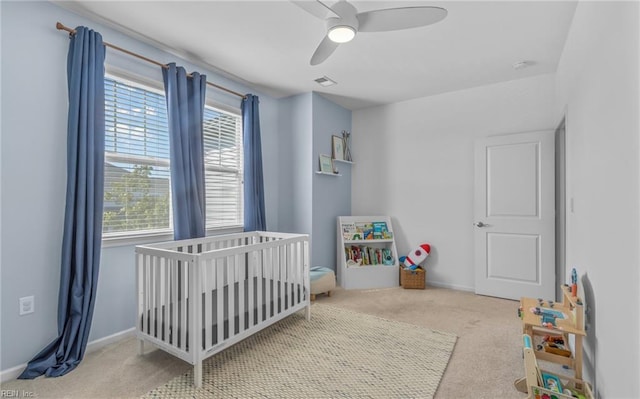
314, 76, 337, 87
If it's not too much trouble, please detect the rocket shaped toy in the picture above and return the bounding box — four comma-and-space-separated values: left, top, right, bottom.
402, 244, 431, 270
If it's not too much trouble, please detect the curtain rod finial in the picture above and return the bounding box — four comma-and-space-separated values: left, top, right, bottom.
56, 22, 76, 36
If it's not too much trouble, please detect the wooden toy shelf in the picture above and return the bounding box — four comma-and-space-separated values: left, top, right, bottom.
516, 285, 588, 395
519, 333, 594, 399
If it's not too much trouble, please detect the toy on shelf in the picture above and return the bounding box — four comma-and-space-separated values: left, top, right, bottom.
529, 305, 567, 329
571, 268, 578, 297
541, 334, 572, 358
400, 243, 431, 270
516, 333, 594, 399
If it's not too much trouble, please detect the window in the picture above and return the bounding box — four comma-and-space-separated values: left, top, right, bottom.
203, 107, 244, 229
103, 76, 243, 238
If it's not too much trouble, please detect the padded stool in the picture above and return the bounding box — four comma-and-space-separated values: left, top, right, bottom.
310, 266, 336, 301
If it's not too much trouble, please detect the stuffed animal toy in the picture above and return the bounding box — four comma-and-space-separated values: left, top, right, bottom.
401, 243, 431, 270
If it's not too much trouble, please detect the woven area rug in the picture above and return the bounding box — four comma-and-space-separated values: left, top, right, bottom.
142, 304, 457, 399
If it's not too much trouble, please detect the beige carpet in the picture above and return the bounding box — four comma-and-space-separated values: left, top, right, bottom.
143, 304, 457, 399
1, 287, 525, 399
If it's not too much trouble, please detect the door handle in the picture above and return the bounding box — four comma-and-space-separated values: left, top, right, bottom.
474, 221, 489, 228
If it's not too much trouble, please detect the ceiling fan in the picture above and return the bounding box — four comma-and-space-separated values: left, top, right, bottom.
292, 0, 448, 65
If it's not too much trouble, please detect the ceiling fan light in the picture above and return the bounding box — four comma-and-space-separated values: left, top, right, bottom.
328, 25, 356, 43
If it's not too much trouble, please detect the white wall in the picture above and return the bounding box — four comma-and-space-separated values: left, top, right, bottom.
555, 2, 639, 397
352, 74, 556, 290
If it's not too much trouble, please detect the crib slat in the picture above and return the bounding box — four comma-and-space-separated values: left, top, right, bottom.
288, 243, 293, 306
148, 255, 154, 336
258, 249, 264, 323
297, 241, 302, 305
298, 241, 304, 304
278, 242, 283, 313
265, 246, 272, 319
180, 261, 188, 350
137, 253, 144, 333
294, 243, 302, 305
237, 253, 245, 333
304, 240, 310, 302
290, 243, 295, 308
273, 244, 278, 314
153, 256, 160, 339
162, 257, 168, 342
190, 259, 201, 366
145, 254, 151, 334
216, 257, 224, 344
227, 256, 236, 339
204, 259, 212, 349
284, 244, 289, 309
247, 250, 255, 328
276, 245, 282, 313
159, 256, 166, 337
171, 258, 178, 346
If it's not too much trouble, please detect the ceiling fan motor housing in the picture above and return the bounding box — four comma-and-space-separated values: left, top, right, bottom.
326, 1, 359, 42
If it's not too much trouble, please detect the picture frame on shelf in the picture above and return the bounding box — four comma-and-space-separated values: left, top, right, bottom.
342, 130, 352, 162
332, 135, 345, 161
319, 154, 334, 174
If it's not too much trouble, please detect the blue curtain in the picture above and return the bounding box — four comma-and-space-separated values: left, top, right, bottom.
162, 63, 207, 240
19, 26, 105, 379
242, 94, 266, 231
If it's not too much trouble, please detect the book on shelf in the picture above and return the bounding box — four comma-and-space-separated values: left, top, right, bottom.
341, 221, 392, 240
342, 222, 359, 240
372, 221, 387, 239
355, 222, 374, 240
344, 245, 393, 266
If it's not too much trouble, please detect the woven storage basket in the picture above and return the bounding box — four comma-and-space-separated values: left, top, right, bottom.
400, 267, 425, 289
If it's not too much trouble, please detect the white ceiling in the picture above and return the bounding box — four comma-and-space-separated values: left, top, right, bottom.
53, 1, 578, 110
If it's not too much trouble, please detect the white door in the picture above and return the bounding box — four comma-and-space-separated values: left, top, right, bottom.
474, 131, 555, 300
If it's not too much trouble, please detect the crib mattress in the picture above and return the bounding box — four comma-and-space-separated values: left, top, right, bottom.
141, 277, 304, 349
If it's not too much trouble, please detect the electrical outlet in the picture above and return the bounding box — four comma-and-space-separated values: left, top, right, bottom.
19, 296, 34, 315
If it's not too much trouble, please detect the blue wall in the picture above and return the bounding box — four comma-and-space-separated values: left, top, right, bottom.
277, 93, 313, 235
0, 1, 351, 373
277, 93, 353, 269
311, 93, 352, 269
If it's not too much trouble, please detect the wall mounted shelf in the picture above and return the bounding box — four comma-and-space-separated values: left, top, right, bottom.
315, 171, 342, 177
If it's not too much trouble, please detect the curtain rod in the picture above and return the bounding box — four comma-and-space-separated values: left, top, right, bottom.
56, 22, 247, 100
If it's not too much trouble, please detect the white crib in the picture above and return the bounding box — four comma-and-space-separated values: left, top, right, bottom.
135, 231, 310, 387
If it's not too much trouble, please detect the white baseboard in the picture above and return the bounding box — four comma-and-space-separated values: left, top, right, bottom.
0, 328, 135, 384
0, 364, 26, 385
426, 280, 475, 292
85, 328, 136, 354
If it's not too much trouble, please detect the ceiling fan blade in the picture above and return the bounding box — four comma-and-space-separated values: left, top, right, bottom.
310, 35, 340, 66
357, 6, 447, 32
291, 0, 340, 19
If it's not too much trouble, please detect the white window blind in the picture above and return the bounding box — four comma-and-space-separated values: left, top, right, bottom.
103, 76, 243, 238
104, 78, 171, 236
203, 107, 244, 229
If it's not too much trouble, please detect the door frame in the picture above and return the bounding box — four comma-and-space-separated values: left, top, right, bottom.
555, 117, 567, 301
